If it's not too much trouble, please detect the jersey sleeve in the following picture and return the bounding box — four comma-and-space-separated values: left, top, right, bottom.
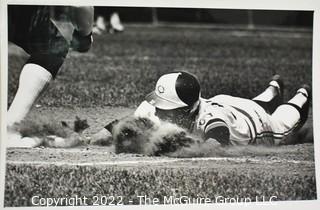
197, 106, 230, 145
203, 118, 230, 145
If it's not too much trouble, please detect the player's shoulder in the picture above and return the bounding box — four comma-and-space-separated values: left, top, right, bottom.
197, 97, 229, 129
205, 94, 232, 103
198, 96, 229, 113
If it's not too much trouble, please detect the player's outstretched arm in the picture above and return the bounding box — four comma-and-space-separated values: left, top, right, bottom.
90, 128, 113, 145
90, 101, 158, 146
90, 114, 118, 146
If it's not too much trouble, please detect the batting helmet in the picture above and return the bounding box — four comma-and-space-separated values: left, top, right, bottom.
145, 71, 201, 110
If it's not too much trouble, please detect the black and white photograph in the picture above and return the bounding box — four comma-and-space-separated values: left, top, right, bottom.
1, 0, 319, 209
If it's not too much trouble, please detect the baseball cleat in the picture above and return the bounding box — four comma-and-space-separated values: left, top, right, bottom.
297, 84, 311, 99
269, 74, 284, 99
7, 128, 43, 148
257, 74, 284, 114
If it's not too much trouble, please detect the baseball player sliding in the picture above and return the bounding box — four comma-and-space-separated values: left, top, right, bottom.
94, 71, 311, 147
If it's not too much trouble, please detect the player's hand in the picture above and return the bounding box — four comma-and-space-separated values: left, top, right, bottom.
70, 30, 93, 52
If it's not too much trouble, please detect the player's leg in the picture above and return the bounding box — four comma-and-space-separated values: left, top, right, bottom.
7, 64, 51, 126
269, 85, 311, 144
7, 57, 67, 147
253, 74, 284, 114
7, 6, 69, 147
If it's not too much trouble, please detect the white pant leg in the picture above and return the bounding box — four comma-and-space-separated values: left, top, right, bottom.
270, 104, 300, 138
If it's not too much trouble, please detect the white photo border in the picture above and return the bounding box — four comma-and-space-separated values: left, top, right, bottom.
1, 0, 319, 210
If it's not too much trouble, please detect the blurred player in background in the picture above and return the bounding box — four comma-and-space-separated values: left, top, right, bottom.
94, 71, 311, 146
7, 6, 94, 147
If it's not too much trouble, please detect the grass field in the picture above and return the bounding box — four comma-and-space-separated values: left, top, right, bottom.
5, 26, 315, 206
8, 27, 312, 107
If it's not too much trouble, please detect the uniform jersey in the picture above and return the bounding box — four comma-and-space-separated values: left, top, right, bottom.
194, 95, 274, 145
134, 94, 301, 146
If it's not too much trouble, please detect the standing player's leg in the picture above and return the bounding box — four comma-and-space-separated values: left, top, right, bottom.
253, 75, 284, 114
7, 63, 55, 147
269, 85, 311, 144
7, 6, 93, 147
7, 56, 65, 127
7, 6, 69, 147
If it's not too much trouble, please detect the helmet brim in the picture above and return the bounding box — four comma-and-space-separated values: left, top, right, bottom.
145, 91, 187, 110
